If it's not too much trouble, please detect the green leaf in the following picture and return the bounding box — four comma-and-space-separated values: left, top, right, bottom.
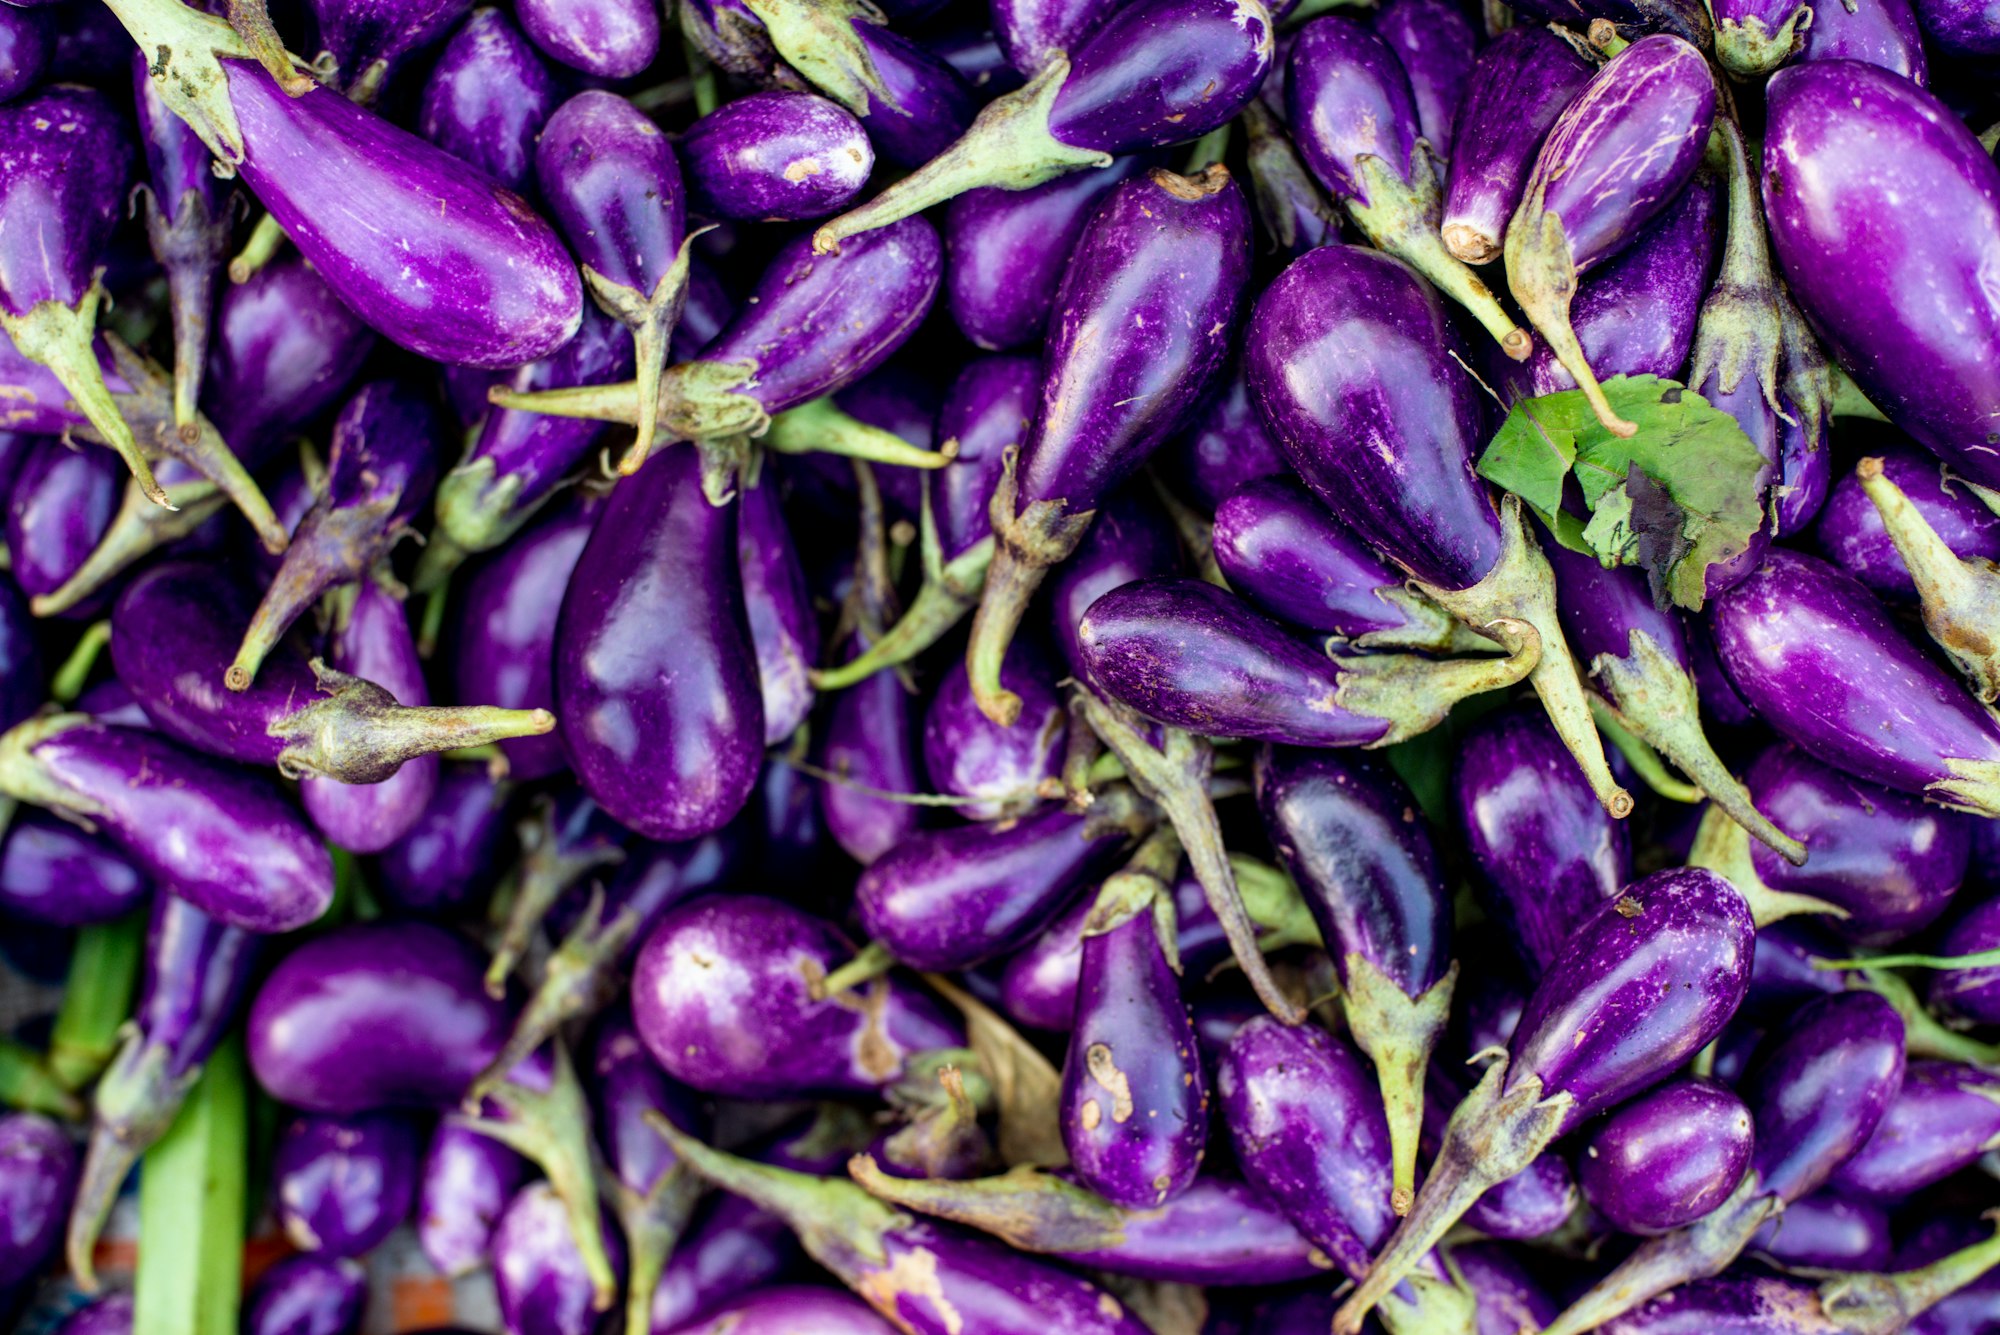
1476, 375, 1769, 609
135, 1036, 247, 1335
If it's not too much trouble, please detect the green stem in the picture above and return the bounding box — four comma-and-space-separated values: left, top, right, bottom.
1850, 968, 2000, 1065
1812, 947, 2000, 972
50, 913, 147, 1091
51, 621, 114, 705
228, 213, 290, 285
815, 940, 898, 1000
1588, 694, 1703, 803
761, 396, 958, 470
133, 1036, 247, 1335
0, 1039, 85, 1120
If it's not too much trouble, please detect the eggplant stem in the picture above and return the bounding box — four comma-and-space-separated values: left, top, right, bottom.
815, 940, 898, 1000
1504, 208, 1637, 436
469, 888, 639, 1103
1332, 618, 1541, 745
1848, 968, 2000, 1066
227, 494, 400, 691
0, 1039, 85, 1120
1811, 947, 2000, 972
1685, 804, 1844, 927
811, 545, 990, 690
762, 396, 958, 470
1340, 954, 1457, 1216
1819, 1220, 2000, 1334
50, 621, 114, 706
968, 453, 1094, 726
1589, 694, 1705, 804
0, 292, 169, 508
229, 212, 290, 283
67, 1038, 196, 1291
1856, 456, 2000, 703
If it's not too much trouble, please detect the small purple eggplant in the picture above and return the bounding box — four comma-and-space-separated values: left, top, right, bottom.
1708, 548, 2000, 816
1752, 1191, 1893, 1272
0, 1113, 74, 1289
1713, 0, 1813, 73
419, 1116, 530, 1277
1048, 486, 1185, 690
1255, 746, 1453, 1214
66, 895, 258, 1288
738, 477, 817, 744
1930, 898, 2000, 1026
992, 0, 1117, 76
1914, 0, 2000, 50
1373, 0, 1474, 158
418, 8, 554, 191
377, 764, 508, 916
1796, 0, 1928, 79
0, 574, 38, 733
1241, 101, 1342, 260
1332, 868, 1752, 1331
1504, 36, 1717, 436
682, 91, 873, 223
658, 1287, 898, 1335
6, 432, 122, 611
517, 0, 655, 77
1817, 444, 2000, 603
307, 0, 471, 100
1286, 16, 1530, 357
273, 1111, 421, 1257
1578, 1078, 1754, 1236
241, 1254, 367, 1335
494, 1181, 627, 1335
816, 630, 925, 866
923, 649, 1065, 820
1828, 1062, 2000, 1203
1762, 62, 2000, 491
1247, 242, 1629, 817
1440, 24, 1595, 266
1162, 362, 1288, 513
0, 815, 150, 927
1453, 1244, 1558, 1335
0, 6, 51, 102
1594, 1268, 2000, 1335
809, 0, 1273, 253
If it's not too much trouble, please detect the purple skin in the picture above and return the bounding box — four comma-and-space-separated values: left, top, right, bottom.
1440, 25, 1595, 267
1077, 577, 1535, 747
1455, 1244, 1559, 1335
242, 1254, 367, 1335
55, 1297, 132, 1335
1163, 362, 1288, 512
274, 1112, 422, 1257
1578, 1078, 1755, 1236
1763, 63, 2000, 490
1454, 707, 1630, 977
377, 764, 507, 916
1498, 170, 1721, 401
591, 1009, 704, 1335
5, 438, 122, 606
308, 0, 472, 99
0, 6, 51, 102
854, 796, 1147, 973
1458, 1131, 1577, 1241
1743, 920, 1845, 1020
992, 0, 1117, 74
943, 156, 1150, 352
1827, 1062, 2000, 1202
1797, 0, 1928, 79
0, 815, 150, 927
792, 17, 975, 170
1931, 898, 2000, 1025
1242, 99, 1343, 260
682, 92, 873, 223
1913, 0, 2000, 50
0, 576, 35, 731
658, 1288, 899, 1335
493, 1183, 627, 1335
0, 1114, 73, 1289
630, 894, 963, 1098
247, 921, 511, 1113
556, 445, 762, 842
67, 895, 259, 1287
1048, 487, 1184, 687
738, 478, 817, 745
211, 59, 583, 369
1753, 1192, 1892, 1271
1334, 868, 1754, 1331
452, 492, 600, 781
516, 0, 655, 77
0, 717, 333, 933
1815, 444, 2000, 600
1708, 548, 2000, 815
417, 8, 555, 192
816, 630, 924, 865
1504, 36, 1717, 436
1905, 1219, 2000, 1335
1373, 0, 1473, 157
922, 650, 1066, 820
419, 1116, 530, 1278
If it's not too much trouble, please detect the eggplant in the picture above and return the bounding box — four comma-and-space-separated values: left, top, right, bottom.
417, 8, 555, 191
1247, 241, 1629, 816
493, 1181, 627, 1335
1707, 548, 2000, 816
0, 575, 37, 735
1241, 100, 1342, 260
0, 7, 51, 101
1713, 0, 1813, 73
419, 1116, 529, 1277
809, 0, 1273, 252
737, 477, 816, 744
682, 91, 873, 223
1914, 0, 2000, 50
273, 1111, 421, 1256
0, 815, 150, 927
1751, 1192, 1892, 1272
517, 0, 655, 77
993, 0, 1117, 75
241, 1254, 367, 1335
923, 648, 1065, 821
1762, 61, 2000, 491
660, 1288, 900, 1335
1828, 1062, 2000, 1202
1048, 487, 1185, 691
1579, 1078, 1754, 1236
1332, 867, 1753, 1330
1163, 363, 1288, 513
0, 1113, 74, 1288
1373, 0, 1474, 158
591, 1009, 704, 1335
1796, 0, 1928, 78
6, 441, 121, 613
1440, 25, 1595, 266
1504, 35, 1716, 436
1817, 444, 2000, 602
1931, 898, 2000, 1026
307, 0, 470, 100
375, 763, 506, 915
816, 628, 925, 866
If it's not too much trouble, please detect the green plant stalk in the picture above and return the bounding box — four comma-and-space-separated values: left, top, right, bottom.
133, 1035, 247, 1335
50, 912, 147, 1091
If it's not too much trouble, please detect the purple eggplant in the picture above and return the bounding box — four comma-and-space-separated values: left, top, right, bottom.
809, 0, 1273, 253
1454, 706, 1630, 976
517, 0, 654, 77
417, 8, 554, 191
942, 157, 1150, 352
0, 6, 51, 101
419, 1115, 530, 1277
1579, 1078, 1754, 1236
1241, 99, 1343, 260
1817, 444, 2000, 603
1332, 868, 1753, 1330
1797, 0, 1928, 78
1593, 1266, 2000, 1335
963, 166, 1250, 727
1708, 548, 2000, 816
536, 91, 690, 459
1255, 746, 1453, 1214
738, 477, 817, 744
1286, 16, 1530, 356
0, 1113, 73, 1289
1163, 362, 1288, 513
923, 649, 1065, 820
1454, 1244, 1558, 1335
992, 0, 1116, 75
1763, 62, 2000, 491
1440, 24, 1595, 266
66, 895, 258, 1287
273, 1111, 421, 1256
307, 0, 471, 100
557, 445, 762, 841
631, 894, 961, 1098
658, 1287, 898, 1335
1247, 241, 1629, 816
6, 438, 122, 611
1901, 1219, 2000, 1335
0, 815, 149, 927
1504, 35, 1717, 435
1914, 0, 2000, 50
0, 715, 333, 932
682, 91, 873, 223
1048, 487, 1185, 691
816, 630, 925, 865
0, 574, 37, 733
1828, 1061, 2000, 1202
377, 764, 507, 915
494, 1181, 627, 1335
1931, 897, 2000, 1026
242, 1254, 367, 1335
1373, 0, 1474, 157
1752, 1192, 1892, 1272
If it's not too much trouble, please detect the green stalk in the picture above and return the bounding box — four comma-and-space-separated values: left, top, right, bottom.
0, 1039, 84, 1120
51, 622, 114, 705
50, 913, 147, 1091
133, 1036, 247, 1335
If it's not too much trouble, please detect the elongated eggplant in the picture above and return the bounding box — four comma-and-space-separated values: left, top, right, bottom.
308, 0, 471, 99
1374, 0, 1474, 158
1817, 444, 2000, 602
1163, 363, 1288, 513
376, 765, 504, 915
738, 478, 816, 745
1828, 1062, 2000, 1202
0, 815, 149, 927
1797, 0, 1928, 79
0, 575, 36, 736
1049, 487, 1184, 691
1332, 868, 1752, 1331
242, 1254, 366, 1335
1708, 548, 2000, 815
965, 166, 1250, 727
1596, 1265, 2000, 1335
1762, 61, 2000, 490
0, 1113, 73, 1288
1248, 242, 1629, 816
517, 0, 654, 77
659, 1287, 900, 1335
1752, 1192, 1892, 1272
924, 648, 1065, 820
0, 7, 51, 101
418, 9, 553, 191
993, 0, 1116, 75
494, 1181, 627, 1335
1440, 25, 1594, 266
273, 1111, 420, 1256
419, 1116, 529, 1277
683, 91, 873, 223
1579, 1078, 1753, 1236
1505, 36, 1716, 435
810, 0, 1272, 253
5, 441, 121, 610
816, 630, 925, 865
1930, 898, 2000, 1026
1913, 0, 2000, 50
1287, 16, 1528, 356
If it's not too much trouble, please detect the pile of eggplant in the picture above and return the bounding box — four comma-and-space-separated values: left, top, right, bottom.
0, 0, 1996, 1330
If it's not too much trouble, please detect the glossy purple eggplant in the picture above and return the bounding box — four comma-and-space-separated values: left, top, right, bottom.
991, 0, 1115, 75
242, 1254, 367, 1335
1914, 0, 2000, 49
6, 439, 122, 609
1579, 1078, 1754, 1236
1440, 25, 1595, 266
306, 0, 471, 99
0, 574, 37, 733
1454, 1244, 1559, 1335
1048, 487, 1184, 689
1817, 444, 2000, 601
557, 446, 761, 841
1708, 548, 2000, 816
631, 894, 961, 1098
810, 0, 1273, 253
419, 1116, 530, 1277
494, 1182, 627, 1335
0, 1114, 73, 1289
1333, 868, 1753, 1330
738, 477, 816, 745
517, 0, 654, 77
682, 91, 872, 223
1930, 897, 2000, 1026
0, 815, 149, 927
1827, 1061, 2000, 1202
1247, 241, 1628, 816
1505, 36, 1717, 435
1594, 1269, 2000, 1335
1763, 62, 2000, 491
66, 895, 258, 1287
964, 166, 1250, 726
1255, 746, 1452, 1213
816, 629, 925, 865
658, 1288, 898, 1335
1162, 363, 1288, 513
1797, 0, 1928, 78
1374, 0, 1474, 157
274, 1111, 421, 1256
1752, 1191, 1893, 1272
377, 763, 508, 915
0, 6, 51, 101
923, 650, 1065, 820
417, 9, 552, 191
